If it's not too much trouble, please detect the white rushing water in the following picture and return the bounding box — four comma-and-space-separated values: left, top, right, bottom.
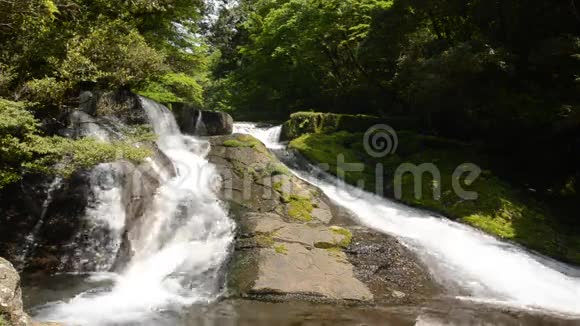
58, 163, 127, 272
236, 122, 580, 317
234, 122, 284, 149
36, 98, 234, 325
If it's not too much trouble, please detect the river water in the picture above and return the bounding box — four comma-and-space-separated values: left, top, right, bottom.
28, 98, 235, 325
233, 123, 580, 319
20, 117, 580, 325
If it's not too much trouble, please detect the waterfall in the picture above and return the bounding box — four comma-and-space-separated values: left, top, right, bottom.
16, 176, 63, 270
35, 98, 234, 325
57, 163, 127, 272
233, 122, 283, 149
193, 110, 206, 136
236, 122, 580, 317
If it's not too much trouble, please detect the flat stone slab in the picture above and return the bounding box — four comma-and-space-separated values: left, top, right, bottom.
250, 216, 350, 249
252, 243, 373, 301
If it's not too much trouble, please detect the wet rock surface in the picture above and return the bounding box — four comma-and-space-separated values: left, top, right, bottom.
172, 103, 234, 136
0, 257, 31, 326
178, 299, 580, 326
0, 92, 175, 274
208, 134, 439, 304
346, 227, 441, 305
0, 150, 173, 274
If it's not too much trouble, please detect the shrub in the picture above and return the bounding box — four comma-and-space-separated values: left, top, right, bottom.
138, 73, 204, 105
0, 98, 152, 189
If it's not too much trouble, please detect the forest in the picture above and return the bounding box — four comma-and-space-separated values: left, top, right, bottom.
1, 0, 579, 258
1, 0, 578, 192
1, 1, 580, 324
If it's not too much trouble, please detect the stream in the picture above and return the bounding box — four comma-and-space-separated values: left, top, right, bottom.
234, 123, 580, 318
27, 98, 235, 325
20, 116, 580, 325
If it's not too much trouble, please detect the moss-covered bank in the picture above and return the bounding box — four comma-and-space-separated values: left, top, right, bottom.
281, 112, 390, 141
290, 131, 580, 265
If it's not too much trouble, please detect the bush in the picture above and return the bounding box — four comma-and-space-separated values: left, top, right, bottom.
25, 77, 69, 105
0, 98, 152, 189
26, 137, 153, 177
138, 73, 204, 105
58, 22, 167, 88
281, 112, 386, 141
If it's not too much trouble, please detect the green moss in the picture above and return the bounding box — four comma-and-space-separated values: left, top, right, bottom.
287, 194, 314, 222
266, 162, 291, 176
0, 314, 6, 326
255, 234, 275, 248
223, 140, 252, 148
290, 131, 377, 190
330, 226, 353, 248
273, 181, 283, 192
281, 111, 385, 141
289, 130, 580, 265
223, 134, 270, 156
325, 247, 343, 253
274, 244, 288, 255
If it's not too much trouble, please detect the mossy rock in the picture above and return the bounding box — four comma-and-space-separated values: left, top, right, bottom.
281, 112, 385, 141
223, 134, 262, 148
286, 194, 314, 222
330, 226, 353, 248
289, 131, 580, 265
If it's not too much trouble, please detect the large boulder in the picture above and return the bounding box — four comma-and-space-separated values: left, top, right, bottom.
0, 258, 30, 326
79, 90, 148, 126
208, 134, 439, 304
171, 103, 233, 136
0, 149, 173, 274
0, 91, 175, 273
0, 258, 60, 326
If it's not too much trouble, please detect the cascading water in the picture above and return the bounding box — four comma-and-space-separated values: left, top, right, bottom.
234, 122, 284, 149
16, 176, 63, 271
193, 110, 207, 136
236, 122, 580, 317
57, 163, 127, 272
35, 98, 234, 325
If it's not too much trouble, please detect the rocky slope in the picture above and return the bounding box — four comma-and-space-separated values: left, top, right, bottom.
208, 134, 440, 304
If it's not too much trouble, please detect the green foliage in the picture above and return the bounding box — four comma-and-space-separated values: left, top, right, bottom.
25, 77, 69, 105
290, 130, 580, 264
210, 0, 398, 117
138, 72, 205, 105
57, 23, 166, 87
212, 0, 579, 190
0, 99, 151, 189
0, 0, 209, 107
26, 137, 152, 177
282, 111, 387, 140
0, 99, 42, 188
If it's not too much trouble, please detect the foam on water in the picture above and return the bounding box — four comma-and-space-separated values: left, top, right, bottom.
234, 122, 284, 149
